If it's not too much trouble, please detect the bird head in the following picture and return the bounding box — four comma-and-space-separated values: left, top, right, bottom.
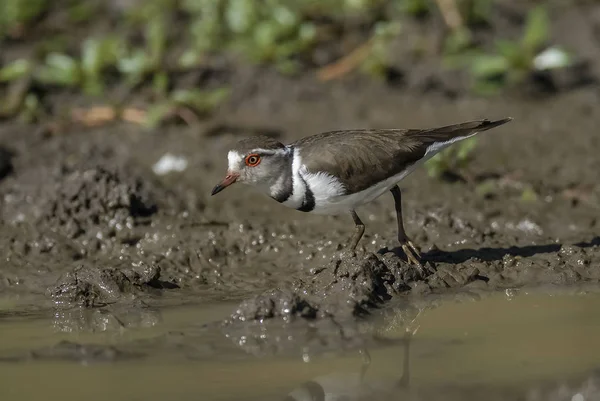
211, 136, 290, 196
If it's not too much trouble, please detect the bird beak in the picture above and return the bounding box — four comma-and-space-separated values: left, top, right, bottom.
211, 172, 239, 196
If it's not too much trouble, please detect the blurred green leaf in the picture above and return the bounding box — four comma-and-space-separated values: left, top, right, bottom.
470, 54, 509, 78
21, 93, 41, 123
522, 6, 549, 52
225, 0, 257, 33
275, 59, 300, 75
520, 186, 539, 202
81, 38, 103, 78
298, 22, 317, 44
35, 35, 70, 55
146, 16, 167, 68
425, 153, 449, 178
36, 53, 81, 86
456, 137, 478, 162
181, 0, 221, 15
152, 71, 169, 95
253, 21, 279, 59
495, 39, 523, 65
373, 20, 402, 38
425, 136, 479, 180
361, 21, 401, 78
81, 37, 120, 95
178, 49, 202, 68
0, 59, 32, 82
170, 87, 229, 113
401, 0, 430, 17
442, 49, 481, 70
465, 0, 493, 25
471, 79, 504, 96
345, 0, 372, 11
0, 0, 48, 37
272, 5, 299, 28
188, 17, 222, 53
145, 102, 173, 128
68, 2, 97, 23
117, 49, 150, 84
445, 27, 472, 55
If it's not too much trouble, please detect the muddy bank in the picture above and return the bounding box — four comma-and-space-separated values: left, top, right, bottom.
0, 3, 599, 324
1, 81, 599, 325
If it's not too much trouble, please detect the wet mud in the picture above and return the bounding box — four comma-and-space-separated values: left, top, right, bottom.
1, 78, 600, 323
1, 3, 600, 332
1, 78, 599, 325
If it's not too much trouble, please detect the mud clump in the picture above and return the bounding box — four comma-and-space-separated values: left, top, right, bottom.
40, 165, 157, 250
50, 259, 171, 307
228, 236, 600, 323
0, 152, 183, 301
229, 252, 428, 322
231, 289, 318, 321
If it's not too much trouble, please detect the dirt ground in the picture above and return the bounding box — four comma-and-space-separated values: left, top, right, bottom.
0, 4, 599, 330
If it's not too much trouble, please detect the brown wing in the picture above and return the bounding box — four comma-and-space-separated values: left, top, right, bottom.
292, 118, 511, 193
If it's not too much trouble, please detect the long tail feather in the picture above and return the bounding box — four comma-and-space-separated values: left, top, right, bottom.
411, 117, 513, 143
414, 117, 512, 158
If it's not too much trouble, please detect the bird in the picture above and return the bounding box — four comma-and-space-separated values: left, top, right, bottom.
211, 118, 512, 265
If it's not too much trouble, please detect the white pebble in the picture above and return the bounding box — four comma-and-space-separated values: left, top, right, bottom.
152, 153, 188, 175
534, 47, 570, 71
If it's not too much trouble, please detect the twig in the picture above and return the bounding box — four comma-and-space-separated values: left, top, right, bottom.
174, 106, 200, 126
435, 0, 463, 30
316, 40, 373, 81
121, 107, 146, 124
71, 106, 147, 126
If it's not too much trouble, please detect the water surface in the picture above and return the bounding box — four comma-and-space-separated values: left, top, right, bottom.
1, 287, 599, 401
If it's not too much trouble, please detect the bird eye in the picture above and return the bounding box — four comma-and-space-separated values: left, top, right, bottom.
245, 154, 261, 167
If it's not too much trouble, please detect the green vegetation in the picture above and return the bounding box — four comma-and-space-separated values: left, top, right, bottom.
0, 1, 579, 177
465, 5, 571, 94
0, 0, 394, 125
0, 0, 49, 39
425, 136, 478, 180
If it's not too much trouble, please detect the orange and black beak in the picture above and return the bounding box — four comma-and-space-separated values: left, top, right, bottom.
211, 172, 239, 196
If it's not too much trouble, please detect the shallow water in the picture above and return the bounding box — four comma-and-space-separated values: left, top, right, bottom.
2, 287, 600, 401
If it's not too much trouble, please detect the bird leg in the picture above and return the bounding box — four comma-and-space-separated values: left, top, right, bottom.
390, 186, 422, 266
348, 210, 365, 251
397, 328, 413, 389
358, 348, 371, 383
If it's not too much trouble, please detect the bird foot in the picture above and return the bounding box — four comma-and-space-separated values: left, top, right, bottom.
400, 239, 422, 267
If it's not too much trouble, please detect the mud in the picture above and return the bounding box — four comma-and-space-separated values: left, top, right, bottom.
2, 80, 600, 324
1, 3, 600, 329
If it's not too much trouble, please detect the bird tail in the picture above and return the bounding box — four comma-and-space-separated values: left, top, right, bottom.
410, 117, 513, 144
401, 117, 512, 161
462, 117, 513, 133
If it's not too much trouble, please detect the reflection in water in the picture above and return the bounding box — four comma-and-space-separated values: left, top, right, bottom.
2, 288, 600, 401
220, 296, 427, 360
283, 328, 414, 401
52, 303, 162, 333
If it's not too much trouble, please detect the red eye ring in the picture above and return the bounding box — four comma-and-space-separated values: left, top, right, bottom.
245, 154, 261, 167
